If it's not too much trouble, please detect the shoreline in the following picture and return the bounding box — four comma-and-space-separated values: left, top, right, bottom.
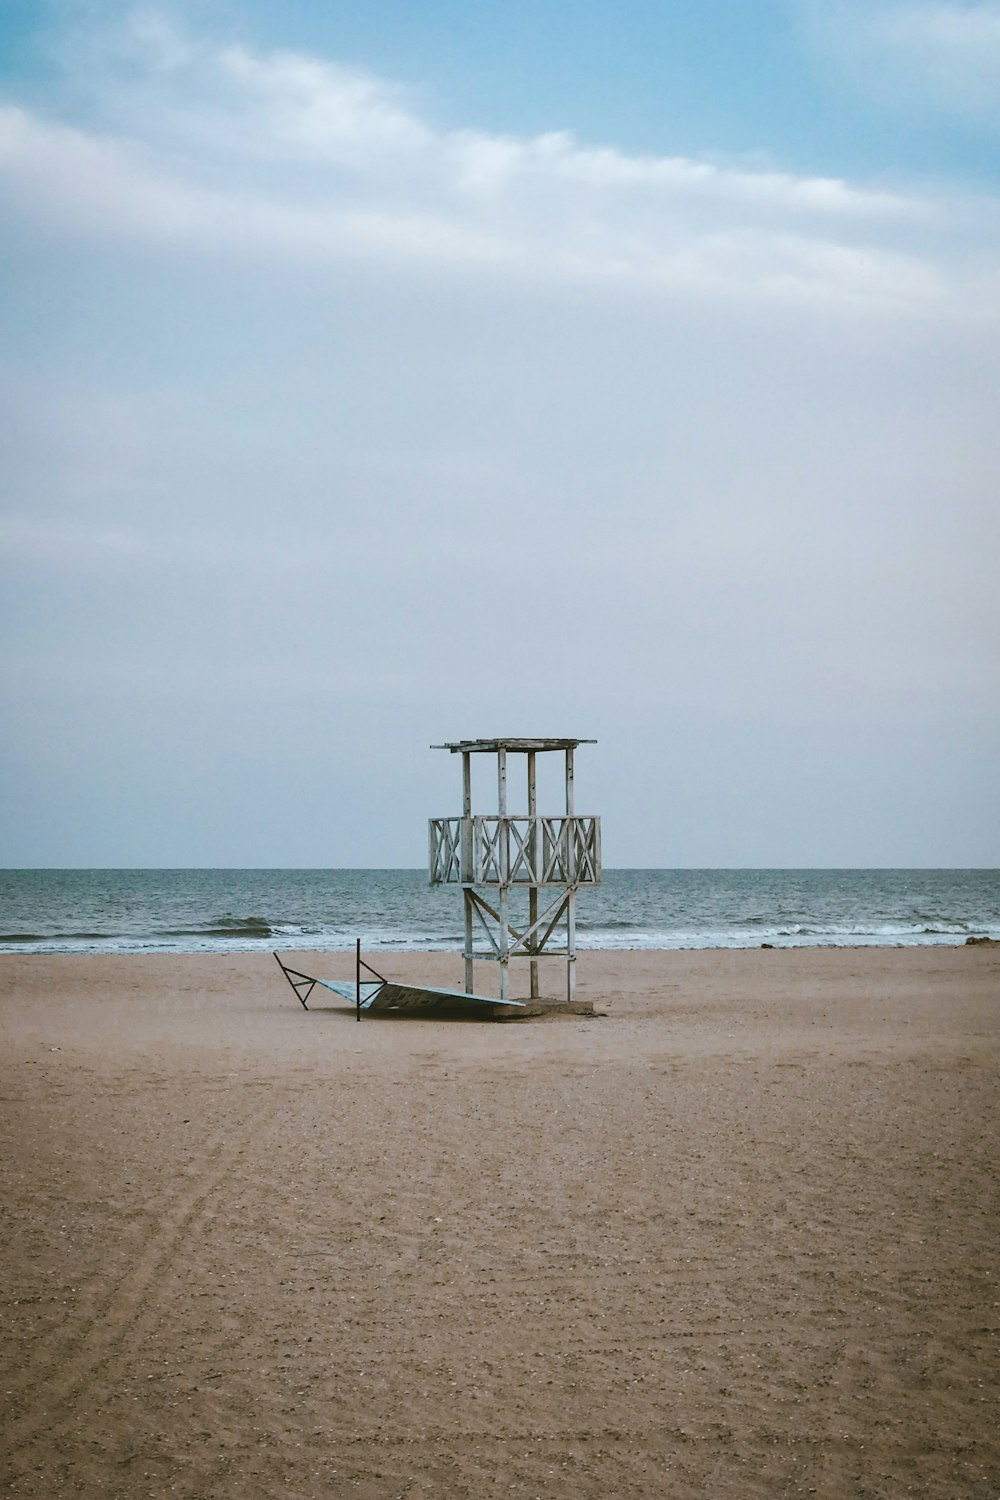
1, 932, 996, 959
2, 946, 998, 1498
4, 868, 997, 961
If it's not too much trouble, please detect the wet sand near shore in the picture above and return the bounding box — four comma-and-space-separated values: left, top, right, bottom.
1, 947, 998, 1498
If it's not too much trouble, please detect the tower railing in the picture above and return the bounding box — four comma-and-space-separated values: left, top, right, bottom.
429, 815, 601, 887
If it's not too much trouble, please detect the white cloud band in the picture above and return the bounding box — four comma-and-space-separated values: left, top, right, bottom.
0, 13, 984, 315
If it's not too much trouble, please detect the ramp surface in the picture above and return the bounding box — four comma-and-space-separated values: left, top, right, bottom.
274, 955, 526, 1015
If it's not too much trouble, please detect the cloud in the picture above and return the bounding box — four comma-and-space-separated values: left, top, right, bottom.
874, 1, 1000, 101
803, 1, 1000, 129
1, 7, 998, 866
0, 10, 983, 315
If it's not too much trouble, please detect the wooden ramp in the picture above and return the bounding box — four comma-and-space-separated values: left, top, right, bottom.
273, 951, 527, 1019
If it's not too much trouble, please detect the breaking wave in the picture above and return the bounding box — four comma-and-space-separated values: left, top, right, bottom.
1, 870, 997, 954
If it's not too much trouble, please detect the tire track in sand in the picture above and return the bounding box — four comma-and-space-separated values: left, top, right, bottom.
2, 1086, 290, 1474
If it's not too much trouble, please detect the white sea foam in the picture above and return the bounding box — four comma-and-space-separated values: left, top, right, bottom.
1, 869, 997, 954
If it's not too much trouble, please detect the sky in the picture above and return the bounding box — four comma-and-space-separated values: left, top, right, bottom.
1, 0, 998, 868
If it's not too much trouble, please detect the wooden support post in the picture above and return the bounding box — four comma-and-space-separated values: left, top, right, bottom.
566, 889, 576, 1003
565, 746, 576, 1003
462, 753, 472, 879
527, 749, 539, 999
497, 747, 507, 818
462, 752, 474, 994
497, 747, 509, 1002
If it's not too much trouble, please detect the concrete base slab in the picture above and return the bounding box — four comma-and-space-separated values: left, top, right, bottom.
490, 997, 597, 1020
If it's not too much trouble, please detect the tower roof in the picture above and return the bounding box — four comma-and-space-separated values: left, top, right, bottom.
431, 737, 596, 754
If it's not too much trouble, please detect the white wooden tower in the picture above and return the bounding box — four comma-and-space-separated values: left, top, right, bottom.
429, 738, 601, 1003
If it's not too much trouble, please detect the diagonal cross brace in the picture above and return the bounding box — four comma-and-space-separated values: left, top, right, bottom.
464, 886, 572, 957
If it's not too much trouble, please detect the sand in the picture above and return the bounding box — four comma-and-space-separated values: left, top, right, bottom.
1, 945, 998, 1499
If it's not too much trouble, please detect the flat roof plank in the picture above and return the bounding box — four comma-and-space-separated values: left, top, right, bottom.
431, 738, 595, 754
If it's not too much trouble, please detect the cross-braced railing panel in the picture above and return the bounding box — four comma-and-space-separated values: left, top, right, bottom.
429, 815, 601, 886
428, 817, 464, 884
571, 816, 601, 884
486, 816, 600, 886
430, 816, 600, 885
477, 817, 506, 884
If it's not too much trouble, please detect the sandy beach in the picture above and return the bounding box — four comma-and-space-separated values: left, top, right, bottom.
1, 946, 998, 1498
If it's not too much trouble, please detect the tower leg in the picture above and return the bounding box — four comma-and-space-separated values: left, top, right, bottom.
529, 889, 539, 999
565, 746, 576, 1004
566, 885, 576, 1003
462, 751, 474, 994
528, 749, 539, 999
498, 882, 510, 1001
498, 745, 509, 1001
463, 887, 474, 995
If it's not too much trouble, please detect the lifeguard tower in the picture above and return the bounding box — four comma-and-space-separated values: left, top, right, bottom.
429, 738, 601, 1003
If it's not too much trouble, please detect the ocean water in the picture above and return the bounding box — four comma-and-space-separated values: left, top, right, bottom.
1, 868, 998, 955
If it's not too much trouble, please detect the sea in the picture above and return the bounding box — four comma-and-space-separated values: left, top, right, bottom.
1, 868, 998, 955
